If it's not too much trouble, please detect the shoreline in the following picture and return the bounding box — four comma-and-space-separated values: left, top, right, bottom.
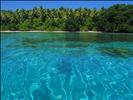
1, 30, 133, 34
0, 30, 102, 33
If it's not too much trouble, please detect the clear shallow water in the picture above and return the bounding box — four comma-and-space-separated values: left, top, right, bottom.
1, 32, 133, 100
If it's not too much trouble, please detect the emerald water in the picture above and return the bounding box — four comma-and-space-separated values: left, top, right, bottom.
1, 32, 133, 100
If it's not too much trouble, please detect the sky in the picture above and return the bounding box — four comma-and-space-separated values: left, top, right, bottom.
1, 1, 133, 10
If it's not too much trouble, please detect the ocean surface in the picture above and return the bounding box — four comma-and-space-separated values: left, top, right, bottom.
1, 32, 133, 100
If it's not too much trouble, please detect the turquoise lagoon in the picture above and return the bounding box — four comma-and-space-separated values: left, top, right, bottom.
1, 32, 133, 100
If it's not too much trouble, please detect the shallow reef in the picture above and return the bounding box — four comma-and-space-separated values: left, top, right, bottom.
99, 47, 133, 58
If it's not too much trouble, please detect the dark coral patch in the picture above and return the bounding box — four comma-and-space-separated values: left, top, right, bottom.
99, 47, 133, 58
57, 57, 73, 75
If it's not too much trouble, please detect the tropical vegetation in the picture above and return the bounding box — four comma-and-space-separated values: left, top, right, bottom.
1, 4, 133, 32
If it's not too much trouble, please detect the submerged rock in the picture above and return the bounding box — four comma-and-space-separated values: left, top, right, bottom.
57, 57, 73, 75
22, 38, 47, 44
99, 47, 133, 58
32, 88, 51, 100
29, 76, 52, 100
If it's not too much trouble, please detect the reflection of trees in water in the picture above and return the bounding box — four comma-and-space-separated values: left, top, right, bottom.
82, 33, 132, 43
64, 32, 100, 43
96, 34, 133, 42
79, 33, 98, 42
64, 32, 80, 42
20, 33, 133, 49
63, 32, 88, 48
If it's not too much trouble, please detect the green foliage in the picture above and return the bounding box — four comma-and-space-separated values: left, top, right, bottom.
1, 4, 133, 32
65, 14, 80, 31
18, 20, 31, 31
80, 26, 88, 31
